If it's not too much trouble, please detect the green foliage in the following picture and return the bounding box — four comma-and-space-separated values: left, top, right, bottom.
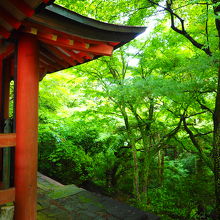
37, 0, 220, 218
39, 119, 93, 184
146, 156, 215, 219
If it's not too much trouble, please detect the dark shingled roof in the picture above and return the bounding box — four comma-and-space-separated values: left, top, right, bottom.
34, 3, 146, 44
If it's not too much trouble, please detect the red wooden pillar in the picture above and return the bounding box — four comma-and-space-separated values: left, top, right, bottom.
15, 33, 39, 219
0, 59, 3, 188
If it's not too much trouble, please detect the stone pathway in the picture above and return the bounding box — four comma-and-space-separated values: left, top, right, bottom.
37, 173, 159, 220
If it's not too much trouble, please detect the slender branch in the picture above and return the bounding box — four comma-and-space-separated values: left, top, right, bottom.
185, 89, 216, 94
206, 3, 210, 51
165, 107, 180, 117
174, 3, 211, 11
185, 111, 208, 118
120, 146, 144, 152
128, 104, 144, 123
174, 136, 198, 154
183, 116, 213, 170
151, 117, 183, 156
194, 131, 213, 137
120, 49, 128, 80
148, 0, 212, 56
196, 98, 214, 114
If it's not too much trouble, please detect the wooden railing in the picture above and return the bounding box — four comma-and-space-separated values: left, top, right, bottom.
0, 133, 16, 204
0, 133, 16, 148
0, 187, 15, 205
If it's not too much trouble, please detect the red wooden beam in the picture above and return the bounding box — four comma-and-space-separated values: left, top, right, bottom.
15, 33, 39, 220
23, 21, 111, 46
0, 187, 15, 205
9, 0, 35, 17
24, 25, 115, 56
0, 6, 21, 29
40, 37, 113, 56
108, 42, 120, 46
0, 134, 16, 147
77, 51, 94, 60
58, 47, 84, 63
88, 44, 114, 56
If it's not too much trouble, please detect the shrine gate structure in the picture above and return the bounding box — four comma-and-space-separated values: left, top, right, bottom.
0, 0, 145, 219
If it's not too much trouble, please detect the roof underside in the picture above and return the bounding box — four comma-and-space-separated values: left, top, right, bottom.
0, 0, 146, 80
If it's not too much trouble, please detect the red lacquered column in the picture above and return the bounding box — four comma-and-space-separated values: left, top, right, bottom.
0, 58, 3, 188
15, 33, 39, 220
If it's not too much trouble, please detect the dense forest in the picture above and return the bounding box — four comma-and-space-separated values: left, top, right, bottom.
37, 0, 220, 219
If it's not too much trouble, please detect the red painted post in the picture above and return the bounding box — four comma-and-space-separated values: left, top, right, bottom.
15, 33, 39, 219
0, 59, 3, 188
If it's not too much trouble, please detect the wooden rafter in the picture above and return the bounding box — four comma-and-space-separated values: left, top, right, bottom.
0, 6, 21, 29
57, 47, 84, 64
8, 0, 35, 17
108, 42, 120, 46
39, 52, 62, 70
40, 46, 70, 69
77, 51, 94, 60
43, 44, 77, 66
39, 59, 57, 73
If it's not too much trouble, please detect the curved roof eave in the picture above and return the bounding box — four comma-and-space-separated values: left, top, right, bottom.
29, 3, 146, 43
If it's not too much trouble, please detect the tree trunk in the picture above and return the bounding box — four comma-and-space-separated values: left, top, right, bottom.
131, 139, 141, 202
212, 1, 220, 217
142, 135, 151, 194
120, 105, 140, 202
213, 67, 220, 217
142, 155, 150, 196
158, 149, 164, 185
128, 101, 154, 198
